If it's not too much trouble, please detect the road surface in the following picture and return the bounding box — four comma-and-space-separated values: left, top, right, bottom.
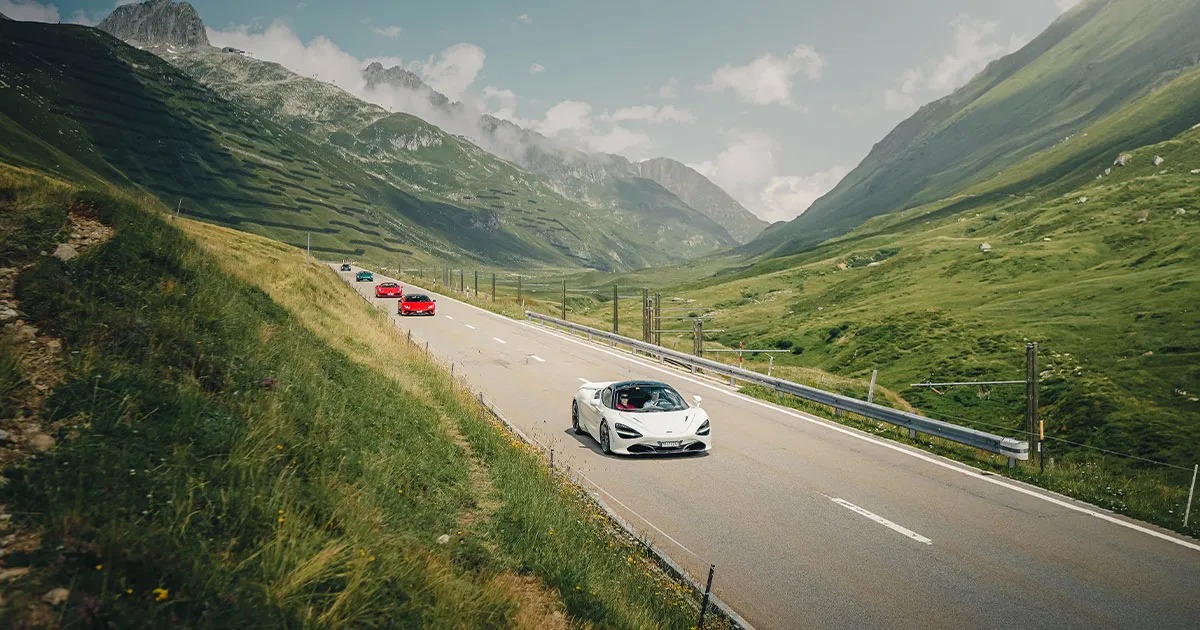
337, 265, 1200, 630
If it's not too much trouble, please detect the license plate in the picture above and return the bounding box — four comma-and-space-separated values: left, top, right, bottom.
658, 440, 682, 448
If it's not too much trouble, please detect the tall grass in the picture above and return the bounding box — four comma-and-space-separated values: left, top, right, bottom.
0, 172, 726, 628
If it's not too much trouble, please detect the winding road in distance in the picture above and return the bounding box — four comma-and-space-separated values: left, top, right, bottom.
336, 264, 1200, 630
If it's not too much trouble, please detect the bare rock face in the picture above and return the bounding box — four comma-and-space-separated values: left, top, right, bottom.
98, 0, 209, 48
1114, 153, 1132, 166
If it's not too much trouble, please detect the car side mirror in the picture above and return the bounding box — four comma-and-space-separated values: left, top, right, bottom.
692, 395, 703, 408
433, 299, 437, 302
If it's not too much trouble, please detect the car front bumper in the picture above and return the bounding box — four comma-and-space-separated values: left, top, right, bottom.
609, 431, 710, 455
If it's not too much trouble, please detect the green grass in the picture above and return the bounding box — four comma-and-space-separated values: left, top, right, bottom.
0, 169, 729, 628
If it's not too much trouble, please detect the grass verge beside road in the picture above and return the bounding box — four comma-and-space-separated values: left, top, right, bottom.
0, 166, 726, 628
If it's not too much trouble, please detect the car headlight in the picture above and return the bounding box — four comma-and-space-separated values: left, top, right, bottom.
614, 423, 642, 439
696, 419, 710, 436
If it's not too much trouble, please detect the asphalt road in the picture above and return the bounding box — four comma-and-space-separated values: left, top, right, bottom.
337, 265, 1200, 630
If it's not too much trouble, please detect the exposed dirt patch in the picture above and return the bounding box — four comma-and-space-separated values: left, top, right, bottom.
0, 209, 113, 626
489, 573, 571, 630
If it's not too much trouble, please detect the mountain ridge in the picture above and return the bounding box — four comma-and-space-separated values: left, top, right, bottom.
744, 0, 1200, 258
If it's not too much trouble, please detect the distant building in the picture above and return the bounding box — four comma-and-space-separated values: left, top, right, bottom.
221, 47, 246, 55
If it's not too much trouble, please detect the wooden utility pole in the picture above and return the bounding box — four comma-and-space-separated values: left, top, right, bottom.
561, 280, 567, 320
459, 269, 464, 293
474, 270, 478, 298
642, 288, 650, 343
1025, 342, 1039, 463
654, 292, 662, 346
693, 318, 703, 357
612, 284, 619, 334
491, 273, 496, 302
517, 276, 522, 303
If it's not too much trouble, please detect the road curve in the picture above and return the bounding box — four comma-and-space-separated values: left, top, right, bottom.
336, 265, 1200, 630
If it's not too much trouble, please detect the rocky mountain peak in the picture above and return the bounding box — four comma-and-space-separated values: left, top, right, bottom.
362, 62, 452, 109
98, 0, 208, 48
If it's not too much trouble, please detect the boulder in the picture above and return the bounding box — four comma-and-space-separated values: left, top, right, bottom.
52, 243, 78, 261
1078, 197, 1088, 204
1114, 153, 1131, 166
979, 243, 992, 253
1152, 155, 1164, 166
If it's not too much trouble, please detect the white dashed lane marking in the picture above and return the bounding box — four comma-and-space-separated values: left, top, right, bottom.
828, 496, 932, 545
465, 324, 476, 330
528, 354, 546, 362
493, 337, 507, 344
445, 315, 454, 320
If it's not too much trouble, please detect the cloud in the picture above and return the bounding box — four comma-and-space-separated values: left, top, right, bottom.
68, 9, 95, 25
114, 0, 140, 6
482, 85, 518, 120
700, 45, 825, 107
529, 63, 545, 74
0, 0, 60, 22
1055, 0, 1082, 12
581, 126, 652, 156
883, 15, 1025, 113
367, 23, 403, 39
602, 104, 696, 124
690, 130, 847, 222
412, 43, 485, 101
535, 100, 593, 136
658, 77, 680, 99
516, 13, 531, 24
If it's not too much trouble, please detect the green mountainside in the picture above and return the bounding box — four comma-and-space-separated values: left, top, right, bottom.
650, 65, 1200, 468
746, 0, 1200, 258
167, 49, 737, 264
633, 157, 768, 243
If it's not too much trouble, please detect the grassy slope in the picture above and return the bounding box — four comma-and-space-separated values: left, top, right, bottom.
747, 0, 1200, 258
0, 167, 719, 628
613, 68, 1200, 474
170, 49, 734, 267
0, 20, 658, 272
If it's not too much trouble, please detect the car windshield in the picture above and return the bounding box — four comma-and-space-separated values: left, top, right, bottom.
612, 384, 686, 412
380, 283, 398, 288
405, 295, 430, 303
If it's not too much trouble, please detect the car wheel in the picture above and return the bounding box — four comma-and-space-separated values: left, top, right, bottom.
599, 421, 612, 455
572, 401, 584, 435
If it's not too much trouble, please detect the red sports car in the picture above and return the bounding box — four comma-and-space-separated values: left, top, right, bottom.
375, 282, 403, 298
399, 293, 436, 316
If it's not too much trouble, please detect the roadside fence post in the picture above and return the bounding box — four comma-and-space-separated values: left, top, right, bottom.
474, 270, 478, 299
642, 288, 649, 343
451, 363, 455, 380
459, 269, 464, 293
867, 369, 878, 404
491, 273, 496, 303
1039, 420, 1045, 473
407, 329, 412, 345
549, 448, 555, 470
697, 564, 716, 629
1185, 464, 1198, 528
768, 355, 774, 377
517, 276, 523, 303
424, 341, 429, 354
561, 280, 567, 320
306, 232, 310, 265
479, 392, 485, 423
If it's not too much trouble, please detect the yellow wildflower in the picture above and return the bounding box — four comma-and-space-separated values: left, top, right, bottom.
153, 588, 168, 601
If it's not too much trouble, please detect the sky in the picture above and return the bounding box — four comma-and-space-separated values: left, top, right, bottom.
4, 0, 1082, 223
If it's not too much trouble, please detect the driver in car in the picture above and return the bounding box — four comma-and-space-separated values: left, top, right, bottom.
616, 392, 636, 410
643, 389, 661, 409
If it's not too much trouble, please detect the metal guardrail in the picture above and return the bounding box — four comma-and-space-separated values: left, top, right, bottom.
526, 311, 1029, 462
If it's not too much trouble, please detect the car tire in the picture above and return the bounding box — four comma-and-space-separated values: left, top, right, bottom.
572, 401, 585, 436
599, 420, 612, 455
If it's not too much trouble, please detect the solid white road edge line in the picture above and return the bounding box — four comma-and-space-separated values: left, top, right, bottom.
383, 274, 1200, 553
827, 496, 932, 545
572, 467, 701, 558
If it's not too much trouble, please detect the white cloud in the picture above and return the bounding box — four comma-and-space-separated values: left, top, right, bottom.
1055, 0, 1082, 12
482, 85, 519, 120
700, 45, 825, 107
0, 0, 60, 22
602, 104, 696, 124
529, 63, 545, 74
883, 15, 1026, 113
690, 130, 846, 222
412, 42, 485, 101
658, 77, 680, 99
582, 126, 652, 157
114, 0, 140, 6
516, 13, 531, 24
367, 23, 403, 39
68, 9, 95, 25
536, 100, 593, 136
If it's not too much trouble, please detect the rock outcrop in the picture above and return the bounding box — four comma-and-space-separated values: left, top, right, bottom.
98, 0, 208, 48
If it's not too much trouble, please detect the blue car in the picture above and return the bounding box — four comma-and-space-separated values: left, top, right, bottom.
355, 270, 374, 282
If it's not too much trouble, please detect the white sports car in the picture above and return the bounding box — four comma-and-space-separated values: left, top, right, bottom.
572, 380, 711, 455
